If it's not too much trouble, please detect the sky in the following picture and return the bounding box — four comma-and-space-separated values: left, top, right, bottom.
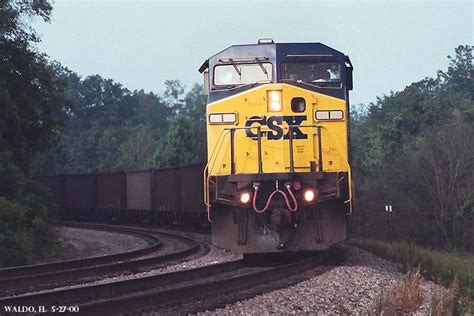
33, 0, 473, 106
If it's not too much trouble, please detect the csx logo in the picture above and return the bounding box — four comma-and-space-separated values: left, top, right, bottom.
245, 115, 308, 140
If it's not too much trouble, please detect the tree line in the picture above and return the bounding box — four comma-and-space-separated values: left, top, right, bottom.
30, 75, 207, 174
350, 45, 473, 251
0, 0, 207, 266
1, 0, 60, 266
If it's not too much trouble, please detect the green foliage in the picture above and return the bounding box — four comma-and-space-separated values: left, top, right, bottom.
30, 74, 207, 173
0, 0, 61, 267
351, 45, 474, 252
0, 197, 33, 265
0, 0, 52, 43
153, 115, 206, 168
438, 45, 473, 96
1, 0, 68, 173
0, 153, 58, 267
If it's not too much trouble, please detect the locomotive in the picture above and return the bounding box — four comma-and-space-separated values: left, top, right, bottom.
199, 39, 354, 253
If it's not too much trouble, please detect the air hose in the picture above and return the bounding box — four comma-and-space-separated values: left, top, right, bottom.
252, 184, 298, 213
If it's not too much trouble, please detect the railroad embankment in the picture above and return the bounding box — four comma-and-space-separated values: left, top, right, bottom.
350, 238, 473, 313
56, 226, 149, 260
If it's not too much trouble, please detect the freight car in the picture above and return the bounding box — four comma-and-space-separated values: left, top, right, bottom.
199, 39, 354, 253
35, 164, 207, 225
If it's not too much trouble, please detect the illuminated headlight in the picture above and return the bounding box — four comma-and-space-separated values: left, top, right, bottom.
304, 190, 315, 202
315, 110, 344, 120
267, 90, 282, 112
209, 113, 237, 124
239, 191, 251, 204
303, 188, 318, 203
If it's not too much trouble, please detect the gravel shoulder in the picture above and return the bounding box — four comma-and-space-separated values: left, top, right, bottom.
204, 243, 445, 315
23, 228, 240, 296
55, 226, 150, 260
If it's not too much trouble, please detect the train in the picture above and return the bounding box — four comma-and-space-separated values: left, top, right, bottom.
36, 165, 207, 225
200, 39, 354, 254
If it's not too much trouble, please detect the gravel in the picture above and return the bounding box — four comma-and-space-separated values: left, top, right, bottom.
203, 244, 446, 315
55, 226, 150, 260
21, 229, 240, 296
40, 227, 450, 314
74, 230, 241, 287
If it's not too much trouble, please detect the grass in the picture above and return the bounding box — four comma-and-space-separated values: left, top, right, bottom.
429, 278, 461, 316
350, 239, 473, 298
371, 267, 423, 315
393, 267, 423, 312
371, 267, 466, 315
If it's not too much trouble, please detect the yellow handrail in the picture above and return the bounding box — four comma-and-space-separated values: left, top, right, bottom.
319, 125, 353, 214
203, 129, 230, 221
203, 125, 353, 217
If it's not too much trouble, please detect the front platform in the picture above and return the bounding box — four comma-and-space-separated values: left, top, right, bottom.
211, 201, 347, 254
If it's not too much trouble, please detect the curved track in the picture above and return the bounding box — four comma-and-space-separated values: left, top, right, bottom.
0, 247, 345, 315
0, 223, 205, 296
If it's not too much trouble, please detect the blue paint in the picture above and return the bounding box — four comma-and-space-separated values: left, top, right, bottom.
200, 41, 352, 103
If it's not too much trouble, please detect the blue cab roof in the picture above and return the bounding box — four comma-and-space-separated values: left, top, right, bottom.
199, 40, 352, 102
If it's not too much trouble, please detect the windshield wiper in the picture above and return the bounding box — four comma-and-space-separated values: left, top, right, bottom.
255, 57, 268, 77
228, 58, 241, 77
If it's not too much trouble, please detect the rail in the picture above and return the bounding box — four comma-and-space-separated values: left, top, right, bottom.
289, 124, 353, 214
0, 223, 204, 295
203, 126, 263, 216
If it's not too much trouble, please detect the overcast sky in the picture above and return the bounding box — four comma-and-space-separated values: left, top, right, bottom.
33, 0, 473, 105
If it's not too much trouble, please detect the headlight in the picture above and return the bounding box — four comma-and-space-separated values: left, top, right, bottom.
267, 90, 282, 112
208, 113, 237, 124
315, 110, 344, 120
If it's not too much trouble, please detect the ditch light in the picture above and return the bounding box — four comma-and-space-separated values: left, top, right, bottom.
315, 110, 344, 120
208, 113, 237, 124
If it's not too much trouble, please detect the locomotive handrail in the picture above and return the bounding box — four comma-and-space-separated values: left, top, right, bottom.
287, 125, 323, 173
204, 124, 353, 216
204, 126, 264, 221
288, 124, 353, 214
224, 126, 263, 174
204, 128, 230, 212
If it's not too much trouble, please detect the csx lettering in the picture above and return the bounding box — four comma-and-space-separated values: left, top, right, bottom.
245, 116, 308, 140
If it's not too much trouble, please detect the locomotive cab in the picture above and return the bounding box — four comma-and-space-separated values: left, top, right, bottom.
200, 39, 353, 254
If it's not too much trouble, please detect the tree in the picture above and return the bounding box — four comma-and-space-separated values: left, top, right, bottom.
162, 79, 185, 116
438, 45, 473, 96
153, 115, 206, 168
182, 84, 207, 123
1, 0, 68, 173
0, 0, 62, 267
408, 122, 474, 250
350, 45, 474, 251
115, 125, 156, 171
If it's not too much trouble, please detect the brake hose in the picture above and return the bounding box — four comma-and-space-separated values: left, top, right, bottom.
252, 185, 298, 213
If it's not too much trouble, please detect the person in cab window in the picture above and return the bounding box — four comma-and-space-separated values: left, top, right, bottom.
328, 64, 341, 81
312, 65, 330, 82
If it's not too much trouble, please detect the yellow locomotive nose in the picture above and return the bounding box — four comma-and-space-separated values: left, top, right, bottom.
206, 82, 349, 176
200, 40, 354, 254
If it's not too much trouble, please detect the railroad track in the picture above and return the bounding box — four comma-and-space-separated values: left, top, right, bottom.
0, 223, 206, 296
0, 247, 344, 315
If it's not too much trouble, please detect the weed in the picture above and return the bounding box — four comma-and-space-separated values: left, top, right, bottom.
350, 238, 474, 300
371, 289, 397, 316
393, 267, 423, 312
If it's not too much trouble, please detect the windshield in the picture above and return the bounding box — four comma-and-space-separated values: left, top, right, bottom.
214, 63, 272, 86
281, 62, 341, 83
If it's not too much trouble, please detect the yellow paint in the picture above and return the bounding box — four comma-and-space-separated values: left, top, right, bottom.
206, 83, 349, 176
